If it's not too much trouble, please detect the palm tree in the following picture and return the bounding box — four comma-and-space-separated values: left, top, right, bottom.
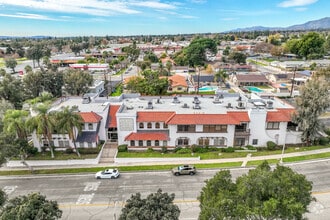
3, 109, 29, 141
214, 69, 228, 87
55, 106, 83, 157
26, 103, 56, 158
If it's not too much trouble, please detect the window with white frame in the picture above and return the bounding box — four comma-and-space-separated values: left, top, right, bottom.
267, 122, 280, 130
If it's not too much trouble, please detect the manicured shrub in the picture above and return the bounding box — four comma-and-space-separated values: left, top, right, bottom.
27, 146, 38, 155
246, 145, 256, 150
173, 147, 183, 153
118, 144, 128, 152
161, 146, 168, 153
318, 137, 330, 145
65, 148, 74, 154
147, 147, 154, 153
221, 147, 235, 153
266, 141, 277, 151
176, 148, 191, 154
79, 148, 100, 154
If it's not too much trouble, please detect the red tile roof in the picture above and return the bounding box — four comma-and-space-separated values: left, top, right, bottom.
79, 112, 102, 123
168, 74, 188, 88
266, 108, 295, 122
166, 112, 250, 125
125, 132, 169, 141
108, 105, 121, 128
137, 111, 175, 122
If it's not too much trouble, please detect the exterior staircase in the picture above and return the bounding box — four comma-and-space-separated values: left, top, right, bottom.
99, 142, 117, 164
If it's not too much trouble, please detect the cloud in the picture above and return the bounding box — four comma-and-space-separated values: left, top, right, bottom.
218, 9, 278, 17
0, 12, 56, 20
188, 0, 207, 3
0, 0, 177, 17
278, 0, 318, 8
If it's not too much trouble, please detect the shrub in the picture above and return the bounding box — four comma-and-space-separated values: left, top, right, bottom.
161, 146, 168, 153
267, 141, 277, 151
79, 148, 100, 154
173, 147, 183, 153
318, 137, 330, 145
246, 145, 256, 150
65, 148, 74, 154
118, 144, 128, 152
147, 148, 154, 153
27, 146, 38, 155
176, 148, 191, 154
221, 147, 235, 153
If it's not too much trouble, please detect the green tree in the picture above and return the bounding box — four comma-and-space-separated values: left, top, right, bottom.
63, 69, 93, 96
199, 161, 313, 220
294, 73, 330, 145
229, 52, 247, 64
165, 61, 172, 76
55, 106, 83, 157
119, 189, 180, 220
5, 58, 17, 73
0, 73, 24, 109
3, 109, 29, 140
0, 192, 62, 220
26, 44, 47, 68
22, 71, 44, 99
26, 103, 56, 158
214, 69, 228, 86
0, 99, 13, 131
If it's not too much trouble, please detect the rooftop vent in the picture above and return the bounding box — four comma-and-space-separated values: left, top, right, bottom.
266, 101, 274, 109
193, 96, 200, 104
236, 101, 245, 109
146, 100, 153, 109
126, 105, 134, 110
193, 102, 201, 109
237, 95, 242, 101
226, 103, 233, 108
172, 96, 180, 103
213, 95, 222, 104
182, 103, 189, 108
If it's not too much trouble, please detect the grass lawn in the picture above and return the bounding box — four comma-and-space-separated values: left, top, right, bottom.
117, 146, 329, 160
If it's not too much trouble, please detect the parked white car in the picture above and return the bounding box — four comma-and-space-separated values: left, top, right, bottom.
95, 169, 120, 179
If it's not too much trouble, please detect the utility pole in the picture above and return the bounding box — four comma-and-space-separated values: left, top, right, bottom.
290, 66, 297, 97
197, 66, 200, 95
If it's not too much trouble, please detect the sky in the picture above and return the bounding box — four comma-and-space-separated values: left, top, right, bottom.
0, 0, 329, 37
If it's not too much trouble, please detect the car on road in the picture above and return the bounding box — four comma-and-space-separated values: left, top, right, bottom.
95, 168, 120, 179
172, 165, 196, 176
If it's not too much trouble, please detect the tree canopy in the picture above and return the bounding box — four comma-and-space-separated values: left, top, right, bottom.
119, 189, 180, 220
294, 68, 330, 144
0, 192, 62, 220
63, 69, 93, 96
199, 161, 313, 220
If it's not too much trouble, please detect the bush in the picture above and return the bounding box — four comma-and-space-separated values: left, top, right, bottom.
173, 147, 183, 153
147, 148, 154, 153
221, 147, 235, 153
246, 145, 256, 150
118, 144, 128, 152
176, 148, 191, 154
79, 148, 100, 154
65, 148, 74, 154
27, 146, 38, 155
267, 141, 277, 151
191, 145, 209, 153
161, 146, 168, 153
318, 137, 330, 145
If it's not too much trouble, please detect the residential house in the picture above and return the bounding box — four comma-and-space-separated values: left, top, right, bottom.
232, 74, 269, 87
167, 74, 188, 93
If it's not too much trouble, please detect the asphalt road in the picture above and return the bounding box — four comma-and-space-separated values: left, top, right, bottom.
1, 160, 330, 220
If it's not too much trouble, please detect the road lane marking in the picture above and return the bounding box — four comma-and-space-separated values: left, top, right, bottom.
3, 186, 17, 195
76, 193, 95, 205
84, 182, 101, 192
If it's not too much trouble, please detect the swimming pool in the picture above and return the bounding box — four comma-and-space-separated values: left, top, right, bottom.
245, 86, 263, 93
198, 86, 218, 91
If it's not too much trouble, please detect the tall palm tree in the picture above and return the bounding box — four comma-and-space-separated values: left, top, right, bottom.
3, 109, 29, 141
214, 69, 228, 87
56, 106, 83, 157
26, 103, 56, 158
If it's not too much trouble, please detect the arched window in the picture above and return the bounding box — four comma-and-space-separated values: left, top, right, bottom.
147, 122, 152, 129
139, 123, 144, 129
155, 122, 160, 129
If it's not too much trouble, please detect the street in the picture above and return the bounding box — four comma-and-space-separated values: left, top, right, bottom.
1, 160, 330, 219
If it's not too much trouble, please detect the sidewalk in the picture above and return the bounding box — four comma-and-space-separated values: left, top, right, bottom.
2, 147, 330, 171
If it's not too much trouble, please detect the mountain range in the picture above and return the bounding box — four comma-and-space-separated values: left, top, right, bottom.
228, 17, 330, 32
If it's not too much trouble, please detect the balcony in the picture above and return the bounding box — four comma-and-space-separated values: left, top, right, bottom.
234, 129, 250, 137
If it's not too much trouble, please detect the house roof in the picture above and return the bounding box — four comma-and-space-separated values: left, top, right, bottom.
266, 109, 295, 122
125, 132, 169, 141
166, 112, 250, 125
137, 111, 175, 122
108, 105, 121, 128
79, 112, 102, 123
168, 75, 188, 88
236, 74, 268, 83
